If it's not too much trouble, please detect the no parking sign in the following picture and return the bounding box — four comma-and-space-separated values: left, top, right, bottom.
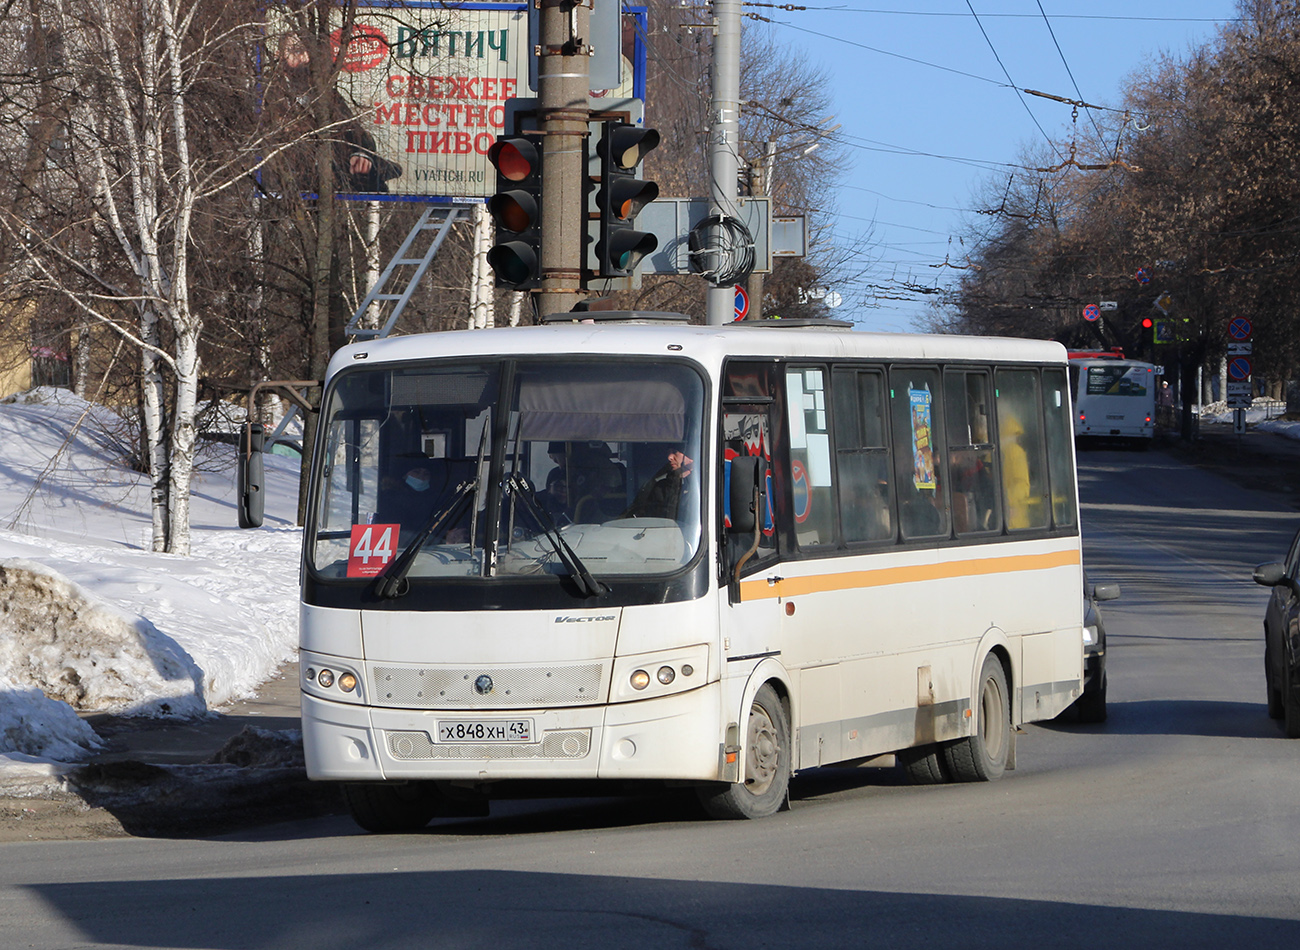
733, 285, 750, 321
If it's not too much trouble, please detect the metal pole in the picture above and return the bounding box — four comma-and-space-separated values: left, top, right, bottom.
536, 0, 591, 320
706, 0, 742, 326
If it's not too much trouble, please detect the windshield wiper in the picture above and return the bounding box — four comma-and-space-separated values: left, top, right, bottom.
505, 472, 607, 599
373, 478, 477, 599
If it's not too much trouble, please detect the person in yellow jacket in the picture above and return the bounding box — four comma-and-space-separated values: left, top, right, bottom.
1001, 413, 1034, 530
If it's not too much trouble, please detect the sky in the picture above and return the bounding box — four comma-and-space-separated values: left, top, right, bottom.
0, 383, 1293, 797
0, 389, 302, 795
750, 1, 1244, 332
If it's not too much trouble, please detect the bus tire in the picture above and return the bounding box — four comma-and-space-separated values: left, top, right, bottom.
343, 782, 440, 833
943, 654, 1011, 782
697, 684, 790, 819
897, 744, 952, 785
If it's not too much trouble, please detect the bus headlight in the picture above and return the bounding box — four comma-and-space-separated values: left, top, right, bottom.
611, 644, 709, 703
300, 651, 365, 705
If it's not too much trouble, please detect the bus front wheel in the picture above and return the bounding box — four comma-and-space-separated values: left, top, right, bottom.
343, 781, 441, 833
943, 654, 1011, 782
697, 684, 790, 819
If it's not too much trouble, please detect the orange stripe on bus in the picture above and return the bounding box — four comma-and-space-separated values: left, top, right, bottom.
738, 548, 1081, 601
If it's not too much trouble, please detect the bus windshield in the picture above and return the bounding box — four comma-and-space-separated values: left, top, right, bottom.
309, 358, 706, 583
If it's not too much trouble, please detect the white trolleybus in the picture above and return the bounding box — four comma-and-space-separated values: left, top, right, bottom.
1068, 351, 1157, 443
300, 314, 1085, 831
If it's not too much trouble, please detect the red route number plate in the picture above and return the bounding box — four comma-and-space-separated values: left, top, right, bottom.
347, 523, 401, 577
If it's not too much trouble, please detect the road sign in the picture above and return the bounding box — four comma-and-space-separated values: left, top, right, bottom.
1154, 320, 1174, 344
1227, 392, 1253, 409
1135, 267, 1150, 284
1099, 300, 1118, 311
1228, 317, 1253, 340
1154, 292, 1173, 314
1227, 357, 1253, 381
733, 284, 749, 321
1082, 303, 1100, 322
1227, 342, 1253, 356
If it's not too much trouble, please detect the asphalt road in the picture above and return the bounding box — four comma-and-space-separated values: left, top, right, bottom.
3, 437, 1300, 948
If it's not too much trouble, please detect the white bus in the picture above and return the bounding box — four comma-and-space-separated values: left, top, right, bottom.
299, 314, 1085, 831
1069, 355, 1157, 442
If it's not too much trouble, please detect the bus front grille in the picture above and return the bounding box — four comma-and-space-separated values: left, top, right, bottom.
385, 729, 592, 760
370, 663, 604, 708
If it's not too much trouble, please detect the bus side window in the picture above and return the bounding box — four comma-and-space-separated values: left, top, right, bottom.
995, 369, 1050, 531
785, 367, 837, 549
944, 370, 1001, 536
889, 367, 950, 541
833, 368, 894, 543
1042, 368, 1077, 529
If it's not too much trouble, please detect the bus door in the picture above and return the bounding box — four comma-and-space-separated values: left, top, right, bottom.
719, 362, 784, 685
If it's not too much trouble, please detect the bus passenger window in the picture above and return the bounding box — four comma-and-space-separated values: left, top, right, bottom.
889, 367, 949, 541
786, 367, 837, 548
995, 369, 1050, 531
944, 371, 1001, 536
833, 369, 893, 543
1042, 368, 1077, 529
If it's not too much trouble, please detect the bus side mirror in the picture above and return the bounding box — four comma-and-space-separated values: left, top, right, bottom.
238, 421, 265, 529
728, 456, 760, 534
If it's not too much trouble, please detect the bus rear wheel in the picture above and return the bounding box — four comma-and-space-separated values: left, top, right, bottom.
697, 684, 790, 819
343, 781, 441, 833
943, 654, 1011, 782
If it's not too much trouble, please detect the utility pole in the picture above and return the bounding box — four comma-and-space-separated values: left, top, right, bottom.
536, 0, 591, 319
705, 0, 742, 326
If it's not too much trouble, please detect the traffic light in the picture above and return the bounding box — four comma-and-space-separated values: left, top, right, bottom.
487, 134, 543, 288
595, 121, 660, 277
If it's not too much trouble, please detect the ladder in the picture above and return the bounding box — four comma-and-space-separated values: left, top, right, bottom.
344, 204, 463, 341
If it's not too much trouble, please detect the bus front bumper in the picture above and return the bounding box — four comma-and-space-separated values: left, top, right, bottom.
302, 682, 723, 784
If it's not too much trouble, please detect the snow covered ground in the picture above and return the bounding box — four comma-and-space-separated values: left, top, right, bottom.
1200, 399, 1300, 438
0, 388, 302, 789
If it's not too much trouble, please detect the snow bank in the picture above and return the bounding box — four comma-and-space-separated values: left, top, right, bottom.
0, 558, 205, 717
0, 389, 303, 773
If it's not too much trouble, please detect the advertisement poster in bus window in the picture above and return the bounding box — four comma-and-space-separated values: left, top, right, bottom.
348, 523, 401, 577
1086, 365, 1148, 397
910, 386, 937, 491
723, 415, 774, 535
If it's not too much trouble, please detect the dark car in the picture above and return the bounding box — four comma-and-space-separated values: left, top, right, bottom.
1065, 573, 1120, 723
1253, 527, 1300, 737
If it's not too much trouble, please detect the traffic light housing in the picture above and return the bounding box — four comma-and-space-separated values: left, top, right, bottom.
487, 134, 543, 288
596, 121, 660, 277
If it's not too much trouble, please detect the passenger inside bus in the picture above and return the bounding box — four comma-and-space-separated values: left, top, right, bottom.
624, 444, 696, 520
567, 441, 627, 522
538, 467, 571, 524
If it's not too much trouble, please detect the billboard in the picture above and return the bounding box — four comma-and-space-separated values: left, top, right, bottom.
264, 3, 644, 201
329, 3, 530, 199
